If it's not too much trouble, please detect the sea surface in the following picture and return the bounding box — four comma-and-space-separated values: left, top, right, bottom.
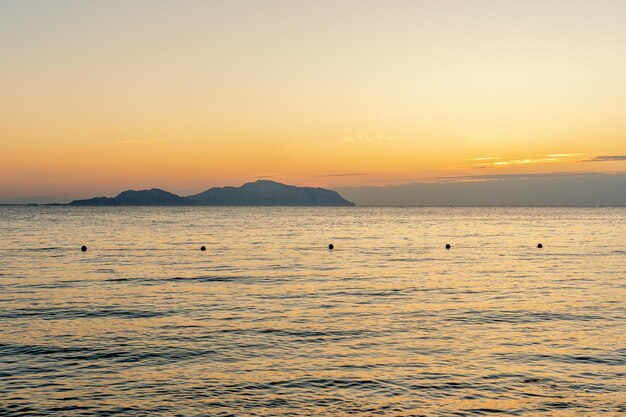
0, 207, 624, 416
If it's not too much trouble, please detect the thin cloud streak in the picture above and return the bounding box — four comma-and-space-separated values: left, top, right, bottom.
492, 158, 559, 166
434, 171, 615, 182
546, 153, 584, 158
583, 155, 626, 162
470, 153, 586, 169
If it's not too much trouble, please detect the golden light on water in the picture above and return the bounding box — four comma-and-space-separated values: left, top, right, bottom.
1, 207, 624, 414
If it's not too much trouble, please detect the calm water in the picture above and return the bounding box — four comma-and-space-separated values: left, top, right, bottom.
0, 207, 624, 416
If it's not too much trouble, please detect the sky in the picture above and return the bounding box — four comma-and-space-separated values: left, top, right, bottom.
1, 0, 625, 202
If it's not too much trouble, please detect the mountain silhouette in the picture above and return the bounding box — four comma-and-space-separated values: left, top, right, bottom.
69, 181, 355, 206
70, 189, 196, 206
188, 180, 354, 206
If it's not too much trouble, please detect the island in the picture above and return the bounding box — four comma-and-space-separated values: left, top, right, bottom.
70, 189, 196, 206
69, 180, 355, 206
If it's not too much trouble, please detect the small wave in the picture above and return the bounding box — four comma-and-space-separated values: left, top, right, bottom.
496, 351, 626, 366
0, 307, 169, 320
0, 342, 219, 368
227, 377, 403, 396
445, 309, 608, 325
101, 275, 246, 284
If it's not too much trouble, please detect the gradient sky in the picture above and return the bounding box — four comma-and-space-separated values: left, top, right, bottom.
1, 0, 625, 200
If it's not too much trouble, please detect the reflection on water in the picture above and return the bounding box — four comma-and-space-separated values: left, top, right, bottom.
0, 207, 624, 416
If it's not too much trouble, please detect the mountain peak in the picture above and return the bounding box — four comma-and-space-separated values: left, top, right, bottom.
250, 179, 279, 184
189, 181, 354, 206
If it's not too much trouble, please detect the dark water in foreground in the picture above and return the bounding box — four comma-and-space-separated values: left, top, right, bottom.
0, 207, 624, 416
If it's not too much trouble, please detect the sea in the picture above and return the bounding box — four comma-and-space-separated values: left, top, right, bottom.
0, 207, 624, 416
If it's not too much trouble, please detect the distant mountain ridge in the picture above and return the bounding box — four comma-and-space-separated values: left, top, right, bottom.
188, 180, 353, 206
69, 180, 355, 206
70, 188, 196, 206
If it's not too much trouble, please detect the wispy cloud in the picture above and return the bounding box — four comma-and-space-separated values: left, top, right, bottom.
491, 157, 561, 166
546, 153, 583, 158
583, 155, 626, 162
115, 137, 166, 145
436, 172, 608, 182
471, 153, 585, 168
316, 173, 371, 177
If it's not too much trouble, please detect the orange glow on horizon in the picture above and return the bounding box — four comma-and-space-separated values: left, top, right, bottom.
1, 1, 626, 199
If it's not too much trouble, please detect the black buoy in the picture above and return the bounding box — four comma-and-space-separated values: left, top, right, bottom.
200, 246, 206, 251
445, 244, 451, 249
537, 243, 543, 249
328, 243, 334, 250
81, 245, 87, 252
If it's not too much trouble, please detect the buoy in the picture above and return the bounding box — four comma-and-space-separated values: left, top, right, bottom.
328, 244, 334, 250
200, 246, 206, 251
537, 243, 543, 249
445, 244, 451, 249
81, 245, 87, 252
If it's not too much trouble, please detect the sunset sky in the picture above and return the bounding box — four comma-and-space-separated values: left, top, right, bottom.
1, 0, 625, 201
